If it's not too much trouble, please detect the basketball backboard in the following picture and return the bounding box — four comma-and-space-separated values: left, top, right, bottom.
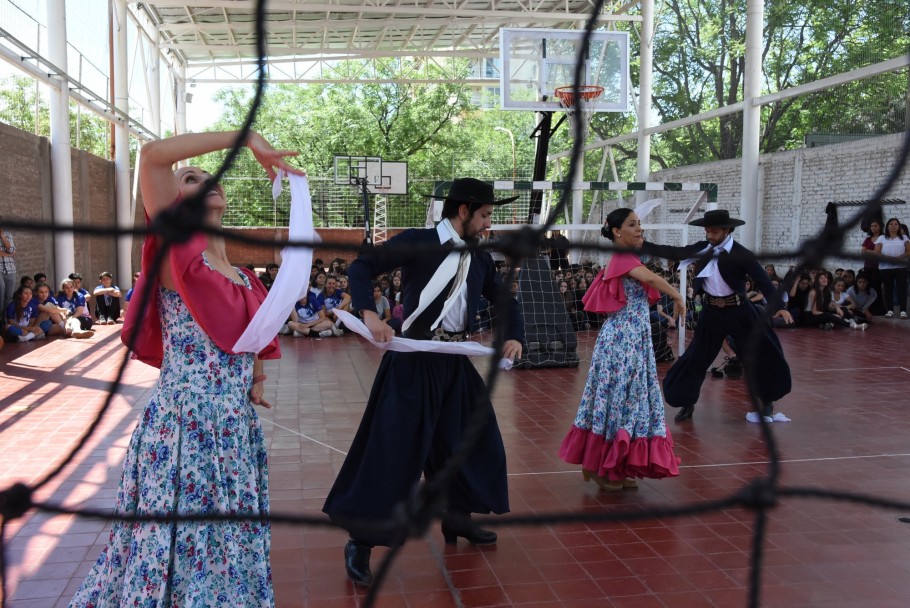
333, 155, 408, 195
499, 27, 629, 112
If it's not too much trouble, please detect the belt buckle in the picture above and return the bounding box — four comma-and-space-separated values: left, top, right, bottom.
715, 297, 726, 308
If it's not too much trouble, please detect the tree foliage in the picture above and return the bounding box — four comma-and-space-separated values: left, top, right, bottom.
194, 58, 541, 226
0, 75, 110, 158
604, 0, 910, 171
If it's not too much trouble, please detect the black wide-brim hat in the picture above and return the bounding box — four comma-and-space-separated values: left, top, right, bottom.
689, 209, 745, 228
425, 177, 519, 206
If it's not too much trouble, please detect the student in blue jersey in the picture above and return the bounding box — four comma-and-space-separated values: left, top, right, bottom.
321, 274, 349, 335
309, 269, 327, 310
122, 271, 140, 320
34, 282, 68, 337
69, 273, 94, 319
57, 279, 95, 337
287, 289, 336, 337
4, 285, 45, 342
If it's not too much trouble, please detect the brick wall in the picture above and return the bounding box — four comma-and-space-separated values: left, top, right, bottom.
223, 227, 406, 270
3, 120, 907, 284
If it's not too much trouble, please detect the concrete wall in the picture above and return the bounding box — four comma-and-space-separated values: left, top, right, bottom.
649, 132, 910, 272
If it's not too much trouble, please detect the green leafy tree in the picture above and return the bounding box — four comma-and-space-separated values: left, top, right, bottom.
649, 0, 908, 167
0, 75, 110, 157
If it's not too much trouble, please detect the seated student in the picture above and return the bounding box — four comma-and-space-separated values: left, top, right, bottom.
20, 275, 35, 292
93, 271, 122, 324
57, 278, 95, 337
768, 278, 796, 328
69, 273, 93, 318
34, 283, 68, 337
259, 263, 279, 291
5, 286, 45, 342
379, 274, 392, 299
337, 274, 350, 293
787, 273, 812, 325
370, 281, 393, 328
320, 275, 348, 336
122, 271, 140, 320
806, 271, 866, 330
33, 272, 47, 286
830, 278, 852, 317
842, 268, 856, 291
846, 273, 877, 325
744, 275, 766, 306
287, 290, 336, 337
310, 270, 327, 303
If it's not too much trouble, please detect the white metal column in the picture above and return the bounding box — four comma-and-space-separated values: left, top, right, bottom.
149, 26, 161, 136
176, 64, 187, 136
739, 0, 763, 248
636, 0, 654, 186
113, 0, 133, 283
46, 0, 74, 285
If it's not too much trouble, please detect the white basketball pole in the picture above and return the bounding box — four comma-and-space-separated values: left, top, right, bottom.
636, 0, 654, 188
113, 0, 133, 286
739, 0, 764, 249
47, 0, 75, 286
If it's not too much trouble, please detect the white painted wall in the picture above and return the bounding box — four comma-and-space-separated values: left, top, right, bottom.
649, 133, 910, 272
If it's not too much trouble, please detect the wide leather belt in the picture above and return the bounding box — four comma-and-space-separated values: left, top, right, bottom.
705, 294, 744, 308
403, 327, 469, 342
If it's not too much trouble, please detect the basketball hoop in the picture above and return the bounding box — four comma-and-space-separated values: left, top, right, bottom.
554, 85, 604, 136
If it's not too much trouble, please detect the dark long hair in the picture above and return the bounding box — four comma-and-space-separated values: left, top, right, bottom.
12, 286, 32, 321
601, 208, 634, 241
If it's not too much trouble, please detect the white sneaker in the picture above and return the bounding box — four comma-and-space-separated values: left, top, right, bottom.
278, 323, 292, 335
331, 326, 344, 337
902, 312, 908, 320
745, 412, 772, 423
855, 323, 868, 331
848, 319, 857, 329
318, 329, 333, 338
292, 330, 305, 337
770, 412, 791, 422
33, 333, 46, 340
885, 311, 894, 318
72, 330, 93, 339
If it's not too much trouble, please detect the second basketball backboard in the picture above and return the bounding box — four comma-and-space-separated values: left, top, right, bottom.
333, 155, 408, 195
499, 27, 629, 112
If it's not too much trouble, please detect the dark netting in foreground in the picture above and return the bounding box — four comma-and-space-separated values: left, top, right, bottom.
1, 2, 910, 607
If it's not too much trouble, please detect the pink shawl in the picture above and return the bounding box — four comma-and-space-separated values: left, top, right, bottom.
122, 202, 280, 368
582, 251, 660, 314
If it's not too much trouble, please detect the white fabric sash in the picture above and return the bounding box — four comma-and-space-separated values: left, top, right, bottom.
233, 171, 316, 353
334, 309, 512, 369
401, 219, 471, 333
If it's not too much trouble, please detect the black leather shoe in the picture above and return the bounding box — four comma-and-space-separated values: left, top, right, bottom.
674, 405, 695, 422
344, 539, 373, 586
441, 512, 497, 546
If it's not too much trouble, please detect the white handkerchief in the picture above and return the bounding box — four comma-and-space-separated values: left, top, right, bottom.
233, 171, 314, 353
335, 309, 513, 370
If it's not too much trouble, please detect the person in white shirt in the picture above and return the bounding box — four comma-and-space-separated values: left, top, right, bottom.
874, 217, 910, 319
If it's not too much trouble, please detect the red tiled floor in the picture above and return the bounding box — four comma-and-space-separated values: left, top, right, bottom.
3, 318, 910, 607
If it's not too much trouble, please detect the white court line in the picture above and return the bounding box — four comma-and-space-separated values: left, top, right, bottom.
813, 365, 910, 372
260, 418, 348, 455
260, 418, 910, 473
508, 452, 910, 476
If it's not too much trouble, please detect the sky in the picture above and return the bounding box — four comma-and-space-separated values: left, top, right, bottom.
0, 0, 227, 133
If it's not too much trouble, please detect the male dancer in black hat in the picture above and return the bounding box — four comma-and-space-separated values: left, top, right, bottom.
641, 209, 792, 423
323, 177, 525, 586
